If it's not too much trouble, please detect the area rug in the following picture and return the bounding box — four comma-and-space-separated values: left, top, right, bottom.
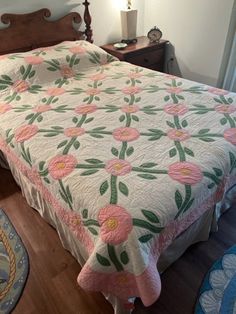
195, 245, 236, 314
0, 209, 29, 314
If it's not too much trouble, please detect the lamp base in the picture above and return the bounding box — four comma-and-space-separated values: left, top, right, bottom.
120, 10, 137, 42
121, 38, 137, 44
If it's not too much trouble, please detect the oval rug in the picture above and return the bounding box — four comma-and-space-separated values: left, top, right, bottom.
0, 209, 29, 314
195, 245, 236, 314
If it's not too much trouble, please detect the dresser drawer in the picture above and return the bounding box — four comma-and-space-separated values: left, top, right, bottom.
126, 48, 164, 68
148, 62, 164, 72
101, 37, 168, 73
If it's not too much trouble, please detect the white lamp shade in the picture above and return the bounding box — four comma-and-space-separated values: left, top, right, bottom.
120, 9, 137, 40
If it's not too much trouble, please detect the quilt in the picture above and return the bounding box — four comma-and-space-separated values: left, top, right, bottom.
0, 40, 236, 309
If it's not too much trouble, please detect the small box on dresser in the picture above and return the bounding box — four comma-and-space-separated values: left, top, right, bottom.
101, 36, 168, 72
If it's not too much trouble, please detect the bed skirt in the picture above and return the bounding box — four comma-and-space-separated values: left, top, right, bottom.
0, 153, 233, 314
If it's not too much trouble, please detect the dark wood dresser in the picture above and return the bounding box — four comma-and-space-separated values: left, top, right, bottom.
101, 36, 168, 72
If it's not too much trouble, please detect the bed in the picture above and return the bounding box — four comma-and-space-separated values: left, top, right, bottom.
0, 5, 236, 314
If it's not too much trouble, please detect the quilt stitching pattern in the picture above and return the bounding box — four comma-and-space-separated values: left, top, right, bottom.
0, 41, 236, 306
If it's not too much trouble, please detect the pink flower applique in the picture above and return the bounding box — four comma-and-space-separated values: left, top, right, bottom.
13, 80, 30, 93
24, 56, 44, 65
215, 104, 236, 114
167, 129, 190, 141
60, 65, 75, 78
15, 125, 38, 143
64, 127, 85, 137
34, 105, 51, 113
46, 87, 66, 96
113, 127, 140, 142
68, 212, 81, 232
48, 155, 77, 180
86, 88, 101, 96
69, 46, 86, 54
121, 105, 139, 113
208, 87, 228, 95
105, 159, 132, 176
61, 211, 86, 238
75, 104, 97, 115
98, 204, 133, 245
224, 128, 236, 145
128, 72, 142, 79
89, 73, 106, 81
0, 55, 7, 61
0, 103, 12, 114
164, 103, 188, 116
122, 86, 141, 95
168, 162, 203, 185
166, 87, 183, 94
28, 166, 42, 186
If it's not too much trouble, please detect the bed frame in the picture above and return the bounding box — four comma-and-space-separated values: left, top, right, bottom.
0, 1, 93, 55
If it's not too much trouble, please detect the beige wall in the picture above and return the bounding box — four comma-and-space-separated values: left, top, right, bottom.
144, 0, 234, 86
0, 0, 145, 46
91, 0, 145, 45
1, 0, 233, 87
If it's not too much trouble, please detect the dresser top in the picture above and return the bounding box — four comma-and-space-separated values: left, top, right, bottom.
101, 36, 168, 56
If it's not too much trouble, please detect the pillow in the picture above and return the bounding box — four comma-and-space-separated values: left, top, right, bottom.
0, 40, 118, 94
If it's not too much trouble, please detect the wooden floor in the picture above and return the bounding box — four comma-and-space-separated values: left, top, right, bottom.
0, 167, 236, 314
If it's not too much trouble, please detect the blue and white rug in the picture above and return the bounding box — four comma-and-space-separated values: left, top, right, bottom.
195, 245, 236, 314
0, 209, 29, 314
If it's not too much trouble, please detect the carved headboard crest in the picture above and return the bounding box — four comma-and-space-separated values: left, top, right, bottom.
0, 1, 93, 55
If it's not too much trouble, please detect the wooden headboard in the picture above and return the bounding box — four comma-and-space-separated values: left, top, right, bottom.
0, 0, 93, 55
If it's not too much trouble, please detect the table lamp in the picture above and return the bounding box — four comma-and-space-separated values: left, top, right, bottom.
120, 0, 137, 44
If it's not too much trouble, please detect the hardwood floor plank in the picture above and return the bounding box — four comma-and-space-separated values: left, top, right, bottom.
0, 167, 235, 314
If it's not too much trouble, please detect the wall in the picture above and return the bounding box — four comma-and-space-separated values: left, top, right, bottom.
1, 0, 233, 87
218, 0, 236, 88
91, 0, 145, 45
223, 32, 236, 92
144, 0, 234, 86
0, 0, 145, 46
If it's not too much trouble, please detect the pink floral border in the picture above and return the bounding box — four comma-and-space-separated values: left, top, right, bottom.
0, 137, 235, 308
77, 174, 236, 307
0, 138, 94, 254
